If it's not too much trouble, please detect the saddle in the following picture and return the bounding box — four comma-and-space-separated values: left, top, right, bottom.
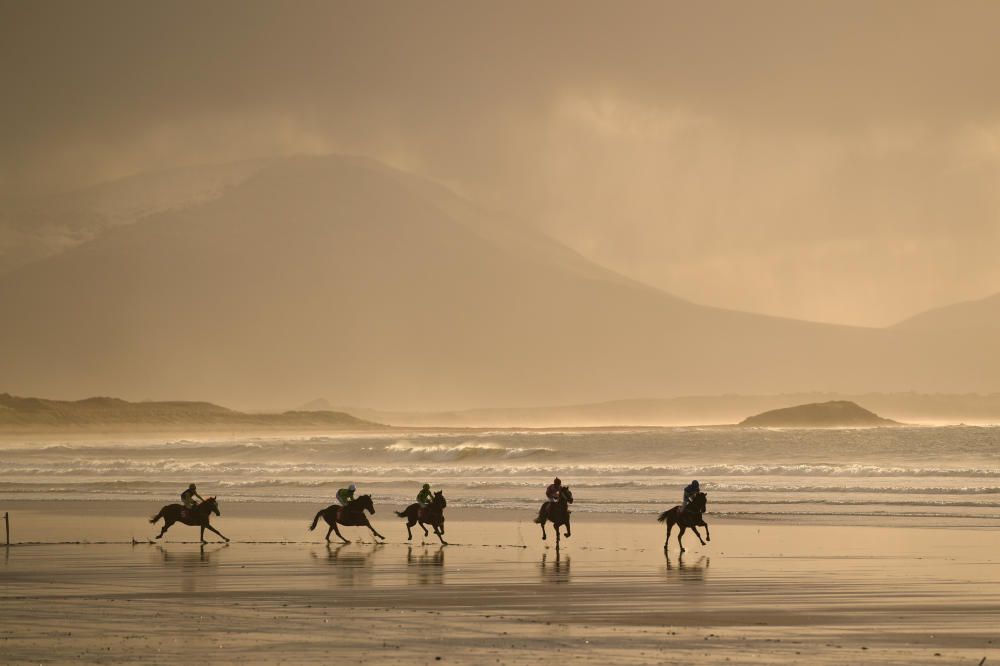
336, 506, 359, 521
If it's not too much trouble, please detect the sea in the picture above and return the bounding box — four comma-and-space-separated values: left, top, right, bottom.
2, 426, 999, 525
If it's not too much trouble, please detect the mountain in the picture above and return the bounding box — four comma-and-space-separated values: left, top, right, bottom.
0, 154, 996, 410
0, 393, 379, 430
739, 400, 898, 427
0, 159, 269, 276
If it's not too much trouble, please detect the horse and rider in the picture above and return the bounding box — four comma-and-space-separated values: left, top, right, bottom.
150, 482, 229, 543
309, 483, 386, 543
396, 483, 448, 544
658, 479, 711, 552
535, 477, 574, 545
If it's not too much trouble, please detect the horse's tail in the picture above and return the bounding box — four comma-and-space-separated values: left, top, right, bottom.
150, 509, 163, 524
308, 509, 324, 531
395, 510, 408, 518
657, 509, 672, 523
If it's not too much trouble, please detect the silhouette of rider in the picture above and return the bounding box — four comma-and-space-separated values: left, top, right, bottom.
539, 477, 562, 520
337, 483, 356, 508
180, 483, 204, 519
546, 478, 563, 505
682, 480, 700, 513
417, 483, 433, 508
417, 483, 434, 519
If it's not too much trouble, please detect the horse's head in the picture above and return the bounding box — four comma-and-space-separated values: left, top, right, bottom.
692, 492, 707, 512
357, 494, 376, 514
205, 497, 220, 516
561, 486, 574, 504
433, 491, 447, 508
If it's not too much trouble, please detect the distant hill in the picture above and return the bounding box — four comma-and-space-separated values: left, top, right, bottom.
321, 392, 1000, 427
1, 154, 999, 410
739, 401, 898, 427
0, 393, 380, 431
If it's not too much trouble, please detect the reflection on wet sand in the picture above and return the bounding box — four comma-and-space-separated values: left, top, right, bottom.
540, 551, 570, 584
406, 545, 445, 585
311, 542, 384, 586
664, 551, 709, 584
154, 544, 227, 594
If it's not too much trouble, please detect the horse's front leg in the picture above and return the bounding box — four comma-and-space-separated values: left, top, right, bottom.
700, 520, 711, 542
200, 525, 207, 544
364, 518, 385, 541
690, 526, 706, 546
540, 519, 547, 541
418, 520, 429, 537
564, 516, 571, 538
434, 523, 447, 545
205, 524, 229, 543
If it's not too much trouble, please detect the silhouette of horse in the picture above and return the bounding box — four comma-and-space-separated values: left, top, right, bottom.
534, 485, 573, 546
308, 494, 385, 543
657, 491, 710, 552
396, 490, 448, 544
150, 497, 229, 544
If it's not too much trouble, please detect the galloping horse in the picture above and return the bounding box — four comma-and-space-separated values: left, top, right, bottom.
396, 490, 448, 544
309, 494, 386, 543
657, 491, 710, 552
534, 485, 573, 546
150, 497, 229, 543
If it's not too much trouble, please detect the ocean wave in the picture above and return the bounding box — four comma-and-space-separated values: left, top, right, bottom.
384, 441, 554, 461
4, 460, 1000, 479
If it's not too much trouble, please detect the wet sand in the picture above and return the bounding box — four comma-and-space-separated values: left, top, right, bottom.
1, 502, 998, 664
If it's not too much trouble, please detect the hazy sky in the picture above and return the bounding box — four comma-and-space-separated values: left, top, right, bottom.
3, 0, 1000, 326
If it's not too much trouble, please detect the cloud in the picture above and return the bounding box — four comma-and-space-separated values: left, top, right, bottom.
2, 0, 1000, 324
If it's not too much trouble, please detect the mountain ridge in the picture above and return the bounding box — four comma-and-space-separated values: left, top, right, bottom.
0, 155, 997, 410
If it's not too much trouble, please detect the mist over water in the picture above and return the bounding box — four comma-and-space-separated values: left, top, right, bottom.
3, 427, 999, 524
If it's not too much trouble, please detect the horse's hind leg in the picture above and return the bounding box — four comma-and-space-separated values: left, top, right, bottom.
664, 519, 673, 549
690, 526, 706, 546
404, 519, 414, 541
332, 523, 349, 544
677, 525, 687, 553
156, 519, 173, 539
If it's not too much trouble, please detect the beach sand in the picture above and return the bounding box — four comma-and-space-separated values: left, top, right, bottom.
1, 501, 998, 664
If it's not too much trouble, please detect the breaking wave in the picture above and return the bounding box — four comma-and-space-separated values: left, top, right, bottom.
384, 441, 554, 461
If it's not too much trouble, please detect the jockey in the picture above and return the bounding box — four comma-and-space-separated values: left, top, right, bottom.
546, 477, 563, 504
180, 483, 204, 509
682, 480, 700, 512
416, 483, 433, 508
336, 483, 357, 508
